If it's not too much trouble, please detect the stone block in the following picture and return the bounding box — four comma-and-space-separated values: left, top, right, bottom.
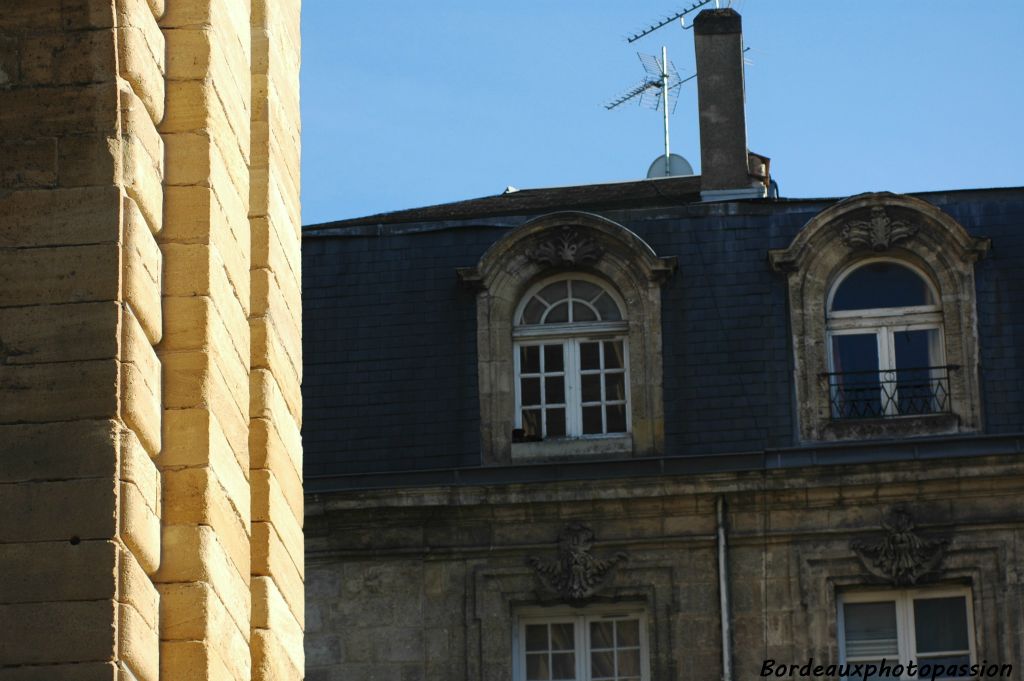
0, 186, 120, 248
0, 419, 119, 483
159, 640, 233, 681
161, 349, 248, 459
0, 243, 119, 306
0, 540, 116, 604
19, 29, 117, 86
118, 601, 158, 681
57, 133, 120, 187
252, 628, 303, 681
0, 600, 115, 665
249, 417, 302, 521
161, 405, 249, 491
0, 138, 57, 188
115, 0, 165, 123
121, 306, 161, 454
123, 199, 162, 342
121, 115, 163, 236
0, 301, 118, 365
121, 479, 160, 574
118, 545, 159, 628
160, 583, 251, 679
0, 359, 118, 425
250, 317, 301, 422
251, 468, 302, 562
252, 576, 304, 675
162, 466, 251, 579
252, 521, 304, 627
0, 82, 119, 136
155, 524, 250, 637
250, 369, 301, 458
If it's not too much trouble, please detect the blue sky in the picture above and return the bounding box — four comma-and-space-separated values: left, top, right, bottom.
301, 1, 1024, 225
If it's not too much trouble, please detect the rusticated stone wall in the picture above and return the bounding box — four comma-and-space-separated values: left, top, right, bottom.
0, 0, 303, 678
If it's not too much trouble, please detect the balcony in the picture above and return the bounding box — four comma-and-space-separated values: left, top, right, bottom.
825, 365, 956, 420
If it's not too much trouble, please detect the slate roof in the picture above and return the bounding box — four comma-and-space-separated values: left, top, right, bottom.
302, 183, 1024, 485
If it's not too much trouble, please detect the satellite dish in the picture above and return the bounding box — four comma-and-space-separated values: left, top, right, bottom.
647, 153, 694, 178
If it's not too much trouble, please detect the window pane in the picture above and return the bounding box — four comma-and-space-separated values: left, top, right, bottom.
844, 602, 898, 659
521, 378, 541, 406
526, 652, 549, 680
582, 406, 603, 435
581, 374, 601, 403
605, 373, 626, 402
605, 404, 627, 434
545, 376, 565, 405
545, 302, 569, 323
573, 302, 597, 322
591, 651, 614, 678
590, 621, 614, 649
526, 625, 549, 652
521, 346, 540, 374
894, 329, 943, 415
522, 409, 541, 439
617, 619, 639, 647
547, 409, 566, 438
831, 334, 882, 418
603, 341, 624, 369
551, 652, 575, 680
544, 344, 564, 372
573, 280, 602, 302
550, 623, 575, 651
580, 342, 601, 371
914, 597, 969, 653
832, 262, 933, 311
538, 281, 567, 305
521, 298, 547, 325
593, 293, 622, 321
618, 649, 640, 676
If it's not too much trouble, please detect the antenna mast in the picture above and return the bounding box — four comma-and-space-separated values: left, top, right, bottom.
660, 46, 671, 172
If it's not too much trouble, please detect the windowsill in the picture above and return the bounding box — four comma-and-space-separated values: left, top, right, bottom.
511, 434, 634, 462
820, 412, 962, 442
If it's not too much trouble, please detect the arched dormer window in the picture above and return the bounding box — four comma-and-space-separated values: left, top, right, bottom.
513, 276, 629, 440
825, 260, 948, 419
458, 212, 676, 463
770, 193, 990, 442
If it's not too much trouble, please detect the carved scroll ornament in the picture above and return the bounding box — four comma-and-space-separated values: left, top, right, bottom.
528, 522, 627, 601
841, 207, 918, 251
851, 507, 947, 586
526, 228, 604, 266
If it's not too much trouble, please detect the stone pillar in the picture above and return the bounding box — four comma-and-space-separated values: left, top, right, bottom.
248, 0, 304, 678
0, 0, 164, 679
156, 0, 254, 678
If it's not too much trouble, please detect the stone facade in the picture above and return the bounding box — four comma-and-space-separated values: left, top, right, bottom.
305, 452, 1024, 681
0, 0, 303, 678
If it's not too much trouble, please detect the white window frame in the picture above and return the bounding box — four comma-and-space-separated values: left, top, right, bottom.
513, 605, 651, 681
513, 275, 631, 441
826, 258, 946, 418
838, 587, 976, 681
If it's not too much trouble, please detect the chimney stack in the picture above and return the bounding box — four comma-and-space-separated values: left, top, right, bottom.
693, 8, 767, 200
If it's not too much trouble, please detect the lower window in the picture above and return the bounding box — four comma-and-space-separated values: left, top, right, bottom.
839, 587, 975, 679
515, 608, 649, 681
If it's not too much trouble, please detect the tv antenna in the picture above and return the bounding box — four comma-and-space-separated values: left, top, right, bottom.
605, 47, 694, 176
626, 0, 718, 43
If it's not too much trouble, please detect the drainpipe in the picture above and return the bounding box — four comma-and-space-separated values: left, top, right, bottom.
717, 496, 734, 681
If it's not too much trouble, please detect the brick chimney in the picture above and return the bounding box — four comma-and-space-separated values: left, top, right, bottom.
693, 8, 768, 200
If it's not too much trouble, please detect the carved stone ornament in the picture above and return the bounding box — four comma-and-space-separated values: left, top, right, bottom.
526, 227, 604, 266
527, 522, 627, 601
851, 507, 947, 586
841, 206, 918, 251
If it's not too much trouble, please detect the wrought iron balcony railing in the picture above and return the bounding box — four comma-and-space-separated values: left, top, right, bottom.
824, 365, 956, 420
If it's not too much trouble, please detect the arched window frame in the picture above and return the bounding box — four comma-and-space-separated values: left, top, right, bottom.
825, 258, 947, 419
458, 212, 676, 463
769, 193, 990, 443
512, 274, 632, 441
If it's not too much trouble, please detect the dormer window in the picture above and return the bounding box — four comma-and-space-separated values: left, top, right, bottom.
514, 277, 629, 440
769, 193, 989, 442
825, 260, 949, 419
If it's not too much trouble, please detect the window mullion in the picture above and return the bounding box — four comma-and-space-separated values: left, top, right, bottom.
578, 615, 588, 681
898, 594, 914, 677
567, 341, 580, 437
